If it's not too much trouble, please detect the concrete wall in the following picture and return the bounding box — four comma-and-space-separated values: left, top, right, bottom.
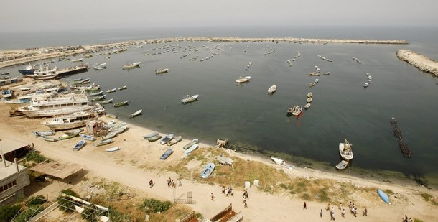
0, 168, 30, 206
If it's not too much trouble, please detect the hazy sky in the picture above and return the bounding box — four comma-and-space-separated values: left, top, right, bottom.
1, 0, 437, 32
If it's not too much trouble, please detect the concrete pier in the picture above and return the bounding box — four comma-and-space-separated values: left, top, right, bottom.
397, 50, 438, 77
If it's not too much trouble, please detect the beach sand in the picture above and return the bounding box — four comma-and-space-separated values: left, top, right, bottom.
0, 101, 437, 222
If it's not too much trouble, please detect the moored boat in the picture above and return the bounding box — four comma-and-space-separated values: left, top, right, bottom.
200, 163, 215, 178
335, 160, 349, 170
106, 88, 117, 93
106, 147, 120, 152
339, 139, 354, 160
268, 85, 277, 94
155, 68, 169, 74
122, 62, 141, 70
118, 85, 127, 91
114, 100, 129, 107
235, 76, 252, 84
287, 105, 303, 116
129, 109, 142, 118
181, 94, 199, 104
304, 103, 311, 109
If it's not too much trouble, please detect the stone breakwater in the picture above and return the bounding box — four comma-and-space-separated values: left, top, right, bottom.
396, 50, 438, 77
0, 37, 408, 69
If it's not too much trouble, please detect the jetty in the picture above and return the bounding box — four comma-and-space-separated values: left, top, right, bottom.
390, 117, 412, 158
396, 50, 438, 77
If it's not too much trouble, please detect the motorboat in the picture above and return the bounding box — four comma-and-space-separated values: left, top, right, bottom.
122, 62, 141, 70
304, 103, 311, 109
155, 68, 169, 74
339, 139, 354, 160
101, 98, 113, 104
200, 163, 215, 178
287, 106, 303, 116
106, 88, 117, 93
114, 100, 129, 107
335, 160, 349, 170
363, 82, 369, 88
89, 91, 103, 97
181, 94, 199, 104
268, 85, 277, 94
130, 109, 142, 118
235, 76, 252, 84
118, 85, 127, 91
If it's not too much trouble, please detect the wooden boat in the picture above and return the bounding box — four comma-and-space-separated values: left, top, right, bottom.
33, 130, 55, 137
71, 58, 84, 63
335, 160, 349, 170
267, 85, 277, 94
235, 76, 252, 84
122, 62, 141, 70
308, 82, 316, 88
304, 103, 311, 109
287, 106, 303, 116
95, 139, 113, 147
92, 95, 106, 101
200, 163, 215, 178
43, 136, 58, 142
184, 144, 199, 156
306, 97, 313, 103
73, 140, 86, 151
160, 148, 174, 160
80, 134, 96, 141
307, 92, 313, 98
181, 94, 199, 104
308, 72, 320, 76
377, 189, 390, 204
44, 112, 93, 131
106, 147, 120, 152
130, 109, 142, 118
339, 139, 354, 160
271, 157, 284, 165
183, 139, 199, 149
101, 98, 113, 104
93, 63, 107, 70
144, 131, 159, 139
89, 91, 103, 96
155, 68, 169, 74
168, 136, 182, 146
106, 88, 117, 93
160, 134, 174, 145
118, 85, 127, 91
147, 135, 162, 142
114, 100, 129, 107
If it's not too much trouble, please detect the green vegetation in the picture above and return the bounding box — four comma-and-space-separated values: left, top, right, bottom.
141, 198, 172, 214
25, 150, 47, 164
420, 192, 438, 205
57, 188, 80, 212
414, 218, 424, 222
81, 205, 105, 222
13, 206, 44, 222
0, 204, 20, 222
25, 195, 47, 207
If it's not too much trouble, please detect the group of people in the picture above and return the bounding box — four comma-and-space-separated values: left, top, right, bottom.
242, 189, 249, 208
322, 202, 368, 221
402, 216, 414, 222
166, 177, 181, 188
222, 185, 234, 197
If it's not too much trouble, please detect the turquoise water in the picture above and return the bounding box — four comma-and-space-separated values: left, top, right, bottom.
1, 26, 437, 186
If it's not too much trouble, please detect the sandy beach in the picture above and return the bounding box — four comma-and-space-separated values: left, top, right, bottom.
0, 95, 437, 221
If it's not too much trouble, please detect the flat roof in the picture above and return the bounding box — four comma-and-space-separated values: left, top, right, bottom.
0, 138, 30, 154
31, 161, 82, 179
0, 161, 26, 180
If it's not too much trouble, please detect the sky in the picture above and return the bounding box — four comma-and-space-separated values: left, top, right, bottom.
0, 0, 437, 32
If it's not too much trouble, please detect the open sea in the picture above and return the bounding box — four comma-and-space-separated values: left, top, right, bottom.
1, 26, 438, 186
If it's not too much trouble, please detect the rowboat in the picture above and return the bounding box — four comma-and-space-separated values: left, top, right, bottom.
106, 147, 120, 152
102, 98, 113, 104
130, 109, 142, 118
92, 95, 106, 101
168, 136, 182, 146
200, 163, 215, 178
287, 106, 303, 116
235, 76, 252, 84
147, 135, 162, 142
181, 94, 199, 104
160, 134, 174, 145
95, 139, 113, 147
335, 160, 349, 170
122, 62, 141, 70
80, 134, 96, 141
106, 88, 117, 93
144, 131, 159, 139
33, 131, 55, 137
155, 68, 169, 74
268, 85, 277, 94
118, 85, 127, 91
89, 91, 103, 97
73, 140, 86, 151
304, 103, 311, 109
114, 100, 129, 107
182, 139, 199, 150
377, 189, 390, 204
339, 139, 354, 160
160, 148, 174, 160
184, 144, 198, 156
43, 136, 58, 142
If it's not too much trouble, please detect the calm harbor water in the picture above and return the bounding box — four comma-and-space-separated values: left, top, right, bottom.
1, 26, 438, 186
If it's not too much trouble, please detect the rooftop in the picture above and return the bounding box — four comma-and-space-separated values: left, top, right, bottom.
0, 160, 26, 180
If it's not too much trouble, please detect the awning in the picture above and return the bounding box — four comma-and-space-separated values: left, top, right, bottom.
31, 161, 82, 180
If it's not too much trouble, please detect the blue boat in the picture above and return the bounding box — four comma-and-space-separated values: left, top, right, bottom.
160, 148, 174, 160
200, 163, 215, 179
80, 134, 96, 141
73, 140, 86, 151
377, 189, 390, 204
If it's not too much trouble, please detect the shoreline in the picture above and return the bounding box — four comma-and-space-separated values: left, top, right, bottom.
1, 36, 408, 69
396, 50, 438, 77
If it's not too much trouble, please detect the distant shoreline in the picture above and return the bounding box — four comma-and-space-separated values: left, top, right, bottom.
0, 36, 408, 69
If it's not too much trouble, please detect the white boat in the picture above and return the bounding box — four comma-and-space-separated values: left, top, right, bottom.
102, 98, 113, 104
287, 106, 303, 116
304, 103, 311, 109
122, 62, 141, 70
307, 92, 313, 98
271, 157, 284, 165
160, 134, 174, 145
43, 111, 93, 130
268, 85, 277, 94
184, 144, 199, 156
339, 139, 354, 160
71, 58, 84, 63
106, 88, 116, 93
307, 97, 313, 103
106, 147, 120, 152
335, 160, 349, 170
155, 68, 169, 74
129, 109, 142, 118
93, 63, 107, 70
118, 85, 127, 91
363, 82, 369, 88
182, 139, 199, 150
236, 76, 252, 84
314, 78, 319, 83
181, 94, 199, 104
22, 105, 94, 118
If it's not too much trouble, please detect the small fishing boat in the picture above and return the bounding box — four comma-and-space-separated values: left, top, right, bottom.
160, 134, 174, 145
80, 134, 96, 141
271, 157, 284, 165
71, 58, 84, 63
89, 91, 104, 96
200, 163, 215, 178
377, 189, 390, 204
287, 106, 303, 116
73, 140, 86, 151
235, 76, 252, 84
92, 95, 106, 101
95, 139, 113, 147
118, 85, 127, 91
144, 131, 159, 139
122, 62, 141, 70
363, 82, 369, 88
335, 160, 349, 170
102, 98, 113, 104
155, 68, 169, 74
33, 130, 55, 137
308, 82, 316, 88
168, 136, 182, 146
217, 156, 233, 166
339, 139, 354, 160
130, 109, 142, 118
114, 100, 129, 107
181, 94, 199, 104
93, 63, 107, 70
160, 148, 174, 160
304, 103, 311, 109
307, 92, 313, 98
267, 85, 277, 94
184, 144, 199, 156
182, 139, 199, 149
106, 147, 120, 152
306, 97, 313, 103
148, 135, 162, 142
314, 78, 319, 83
106, 88, 117, 93
43, 136, 58, 142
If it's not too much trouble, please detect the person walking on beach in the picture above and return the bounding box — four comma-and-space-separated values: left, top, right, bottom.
320, 209, 323, 218
211, 193, 215, 201
243, 199, 248, 208
149, 179, 154, 188
303, 202, 307, 209
363, 207, 368, 216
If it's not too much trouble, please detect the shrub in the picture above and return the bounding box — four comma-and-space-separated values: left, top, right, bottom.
0, 204, 20, 222
26, 195, 47, 206
81, 205, 104, 222
57, 189, 80, 212
25, 151, 47, 163
13, 206, 44, 222
141, 199, 172, 214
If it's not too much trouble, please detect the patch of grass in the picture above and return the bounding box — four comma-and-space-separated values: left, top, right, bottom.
141, 198, 172, 214
384, 189, 394, 195
25, 195, 47, 207
57, 189, 80, 212
414, 218, 424, 222
0, 204, 21, 222
420, 192, 438, 205
24, 150, 48, 166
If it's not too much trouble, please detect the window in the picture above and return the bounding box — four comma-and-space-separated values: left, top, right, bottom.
0, 180, 17, 194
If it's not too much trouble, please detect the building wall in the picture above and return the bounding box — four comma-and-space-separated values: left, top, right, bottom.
0, 168, 30, 206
